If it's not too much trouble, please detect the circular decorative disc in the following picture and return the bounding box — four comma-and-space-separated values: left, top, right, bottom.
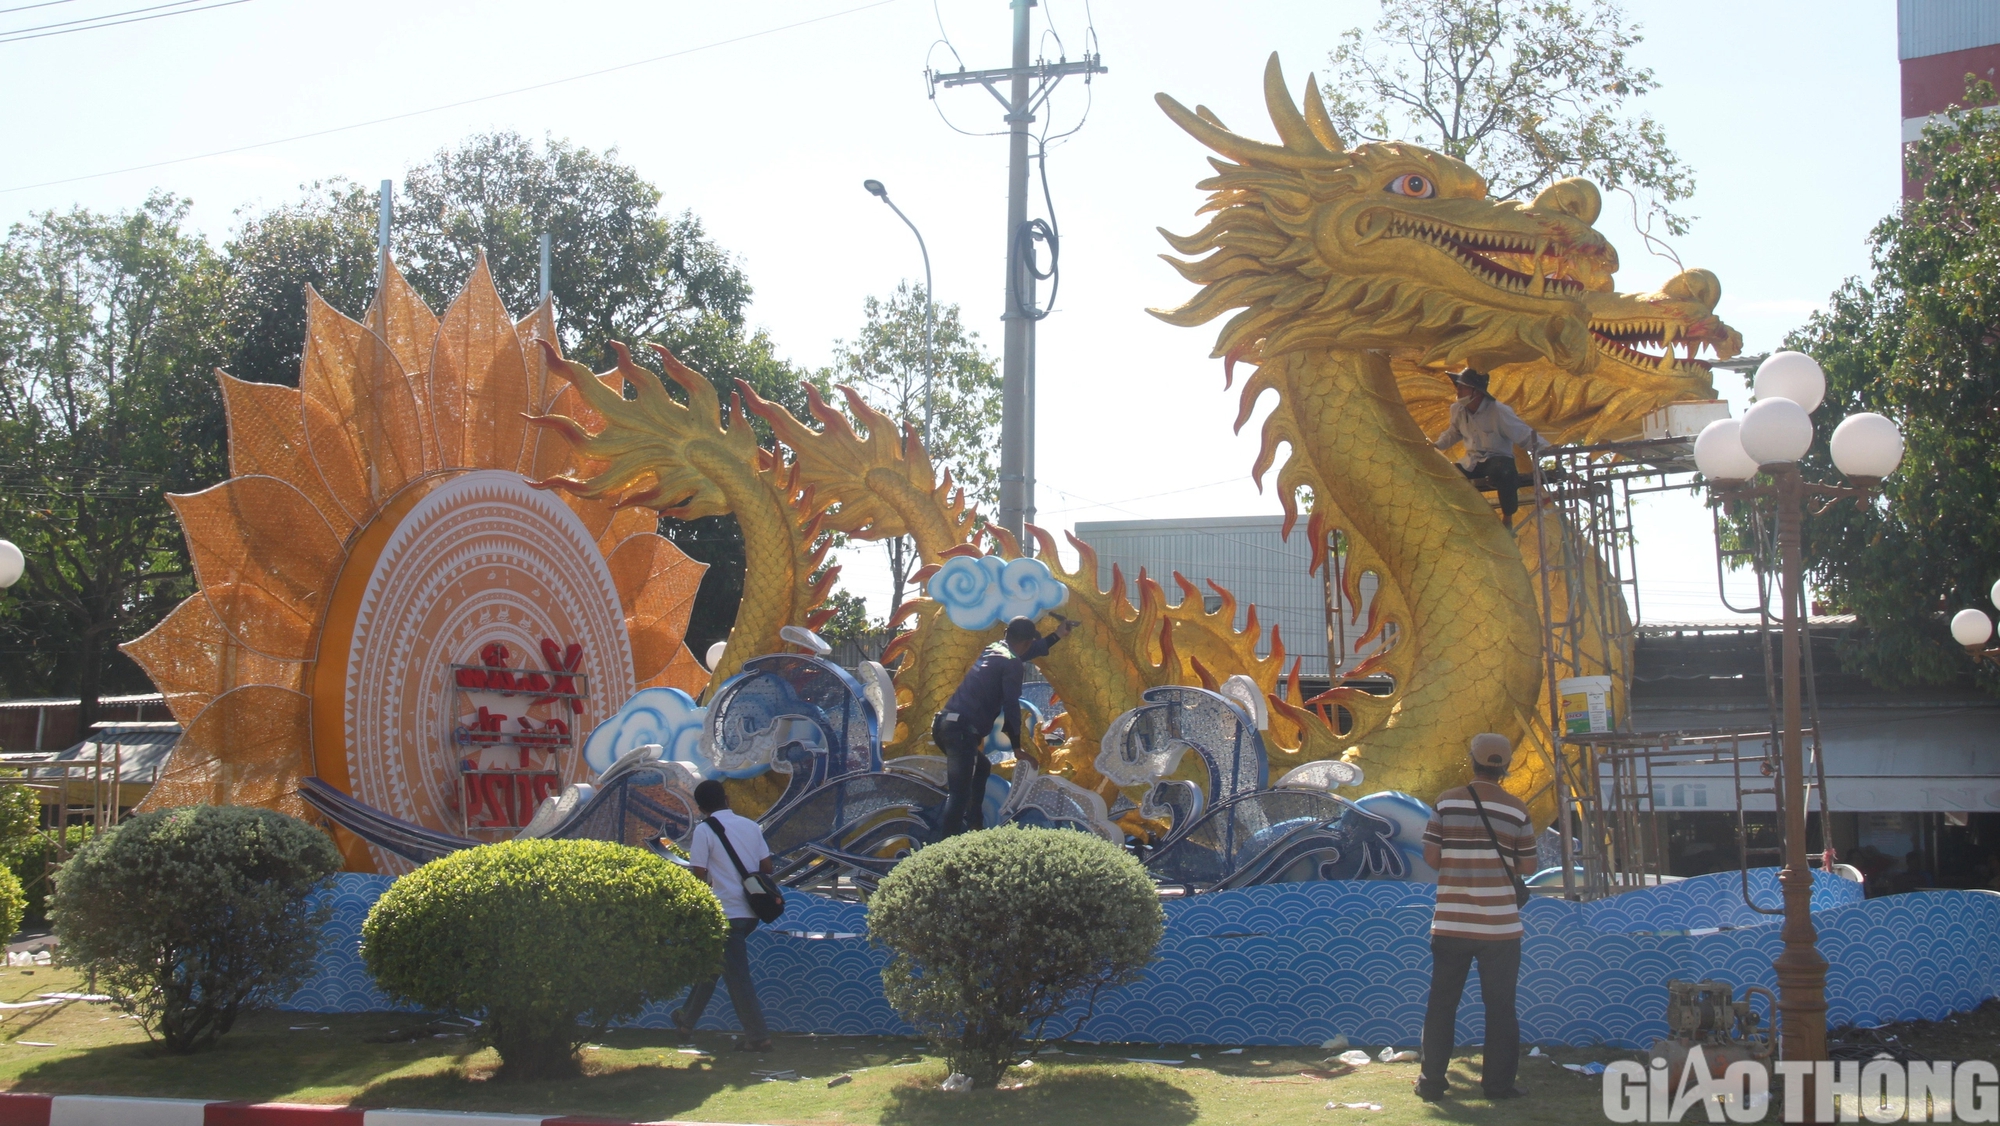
339, 470, 634, 871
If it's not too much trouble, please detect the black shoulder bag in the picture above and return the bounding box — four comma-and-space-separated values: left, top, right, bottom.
1468, 785, 1532, 909
702, 816, 786, 925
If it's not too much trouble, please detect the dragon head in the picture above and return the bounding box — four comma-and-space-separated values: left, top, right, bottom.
1401, 268, 1747, 445
1152, 54, 1617, 373
1583, 267, 1743, 391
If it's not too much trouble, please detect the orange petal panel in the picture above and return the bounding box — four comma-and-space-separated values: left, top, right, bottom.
120, 594, 307, 728
170, 476, 343, 661
300, 287, 430, 506
217, 374, 358, 542
607, 533, 706, 682
429, 253, 531, 472
136, 685, 314, 820
297, 387, 372, 529
362, 258, 440, 402
598, 507, 658, 557
637, 646, 710, 697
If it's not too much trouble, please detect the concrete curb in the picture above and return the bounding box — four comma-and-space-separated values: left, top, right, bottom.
0, 1094, 766, 1126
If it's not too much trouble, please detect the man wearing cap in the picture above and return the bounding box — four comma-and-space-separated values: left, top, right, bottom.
1415, 733, 1537, 1102
931, 615, 1073, 838
1430, 367, 1550, 529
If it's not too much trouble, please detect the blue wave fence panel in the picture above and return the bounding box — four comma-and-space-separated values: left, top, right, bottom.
284, 869, 1998, 1048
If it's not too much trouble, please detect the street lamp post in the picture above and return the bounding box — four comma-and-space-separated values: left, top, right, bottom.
862, 180, 936, 448
1694, 352, 1905, 1120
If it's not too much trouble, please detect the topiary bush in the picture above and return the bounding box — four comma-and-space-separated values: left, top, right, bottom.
868, 825, 1164, 1086
362, 838, 726, 1079
0, 865, 25, 944
52, 805, 341, 1052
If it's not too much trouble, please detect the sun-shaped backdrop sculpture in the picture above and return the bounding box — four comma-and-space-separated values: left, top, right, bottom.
121, 257, 709, 872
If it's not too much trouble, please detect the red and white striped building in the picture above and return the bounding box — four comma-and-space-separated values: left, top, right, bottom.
1899, 0, 2000, 194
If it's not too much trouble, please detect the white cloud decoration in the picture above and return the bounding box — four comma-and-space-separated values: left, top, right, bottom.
582, 687, 710, 777
926, 554, 1070, 631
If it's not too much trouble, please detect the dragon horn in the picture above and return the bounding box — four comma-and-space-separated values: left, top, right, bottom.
1301, 73, 1345, 153
1264, 54, 1336, 157
1156, 53, 1350, 173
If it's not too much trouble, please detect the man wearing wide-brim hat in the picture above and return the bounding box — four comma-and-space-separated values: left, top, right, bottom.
1429, 367, 1550, 529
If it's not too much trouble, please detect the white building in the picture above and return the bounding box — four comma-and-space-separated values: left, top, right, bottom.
1072, 515, 1387, 683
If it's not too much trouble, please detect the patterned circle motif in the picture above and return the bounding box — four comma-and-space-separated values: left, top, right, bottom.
342, 471, 634, 871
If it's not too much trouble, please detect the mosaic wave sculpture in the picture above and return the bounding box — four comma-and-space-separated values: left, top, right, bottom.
304, 632, 1434, 896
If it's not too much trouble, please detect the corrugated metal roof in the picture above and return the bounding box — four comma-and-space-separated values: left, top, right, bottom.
0, 724, 180, 785
0, 693, 164, 711
1900, 0, 2000, 59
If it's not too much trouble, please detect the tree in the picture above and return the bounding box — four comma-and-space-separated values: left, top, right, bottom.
397, 132, 752, 373
221, 133, 825, 662
1782, 81, 2000, 695
1323, 0, 1696, 234
0, 196, 231, 724
222, 180, 379, 387
822, 282, 1002, 622
53, 805, 340, 1053
816, 589, 872, 650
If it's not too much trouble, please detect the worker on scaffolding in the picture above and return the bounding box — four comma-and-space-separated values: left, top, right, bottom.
1430, 367, 1550, 529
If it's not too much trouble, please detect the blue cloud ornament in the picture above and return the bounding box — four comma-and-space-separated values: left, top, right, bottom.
581, 687, 710, 777
927, 553, 1070, 631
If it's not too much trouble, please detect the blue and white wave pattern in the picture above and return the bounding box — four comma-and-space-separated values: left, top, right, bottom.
282, 870, 1997, 1047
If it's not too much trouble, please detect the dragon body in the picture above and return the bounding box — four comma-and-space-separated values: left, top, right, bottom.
533, 55, 1739, 833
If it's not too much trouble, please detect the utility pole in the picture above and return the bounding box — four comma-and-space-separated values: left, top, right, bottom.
538, 231, 552, 304
930, 1, 1104, 545
375, 180, 393, 288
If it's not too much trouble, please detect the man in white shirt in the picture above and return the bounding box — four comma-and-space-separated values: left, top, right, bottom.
1429, 367, 1551, 529
671, 779, 774, 1051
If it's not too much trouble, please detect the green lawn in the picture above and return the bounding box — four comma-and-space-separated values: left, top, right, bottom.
0, 967, 1629, 1124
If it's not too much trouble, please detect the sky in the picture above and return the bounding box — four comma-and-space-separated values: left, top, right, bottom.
0, 0, 1903, 626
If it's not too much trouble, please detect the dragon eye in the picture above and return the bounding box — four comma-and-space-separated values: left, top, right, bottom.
1387, 174, 1435, 199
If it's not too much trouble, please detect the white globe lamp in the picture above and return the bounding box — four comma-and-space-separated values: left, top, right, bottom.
705, 641, 727, 671
1828, 413, 1904, 481
1693, 418, 1760, 481
1991, 577, 1999, 612
1950, 608, 1994, 648
1738, 398, 1815, 466
1754, 351, 1827, 413
0, 541, 22, 590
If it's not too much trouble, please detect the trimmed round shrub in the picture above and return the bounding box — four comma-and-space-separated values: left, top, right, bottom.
868, 825, 1164, 1086
0, 865, 25, 943
52, 805, 341, 1052
362, 839, 726, 1079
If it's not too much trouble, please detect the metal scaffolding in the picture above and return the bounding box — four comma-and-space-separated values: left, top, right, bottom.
1519, 436, 1834, 903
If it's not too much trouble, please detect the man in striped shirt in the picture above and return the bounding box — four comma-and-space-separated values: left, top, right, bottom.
1415, 733, 1537, 1102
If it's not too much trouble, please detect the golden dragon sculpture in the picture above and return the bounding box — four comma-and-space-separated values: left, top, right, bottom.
1149, 56, 1739, 813
528, 54, 1740, 832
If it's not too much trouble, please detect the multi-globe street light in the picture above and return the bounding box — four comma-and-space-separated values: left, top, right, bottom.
861, 179, 937, 449
0, 540, 22, 594
1950, 580, 2000, 667
1693, 351, 1905, 1106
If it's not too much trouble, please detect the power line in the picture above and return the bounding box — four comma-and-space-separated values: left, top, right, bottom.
4, 0, 200, 37
0, 0, 250, 43
0, 0, 901, 194
0, 0, 85, 15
